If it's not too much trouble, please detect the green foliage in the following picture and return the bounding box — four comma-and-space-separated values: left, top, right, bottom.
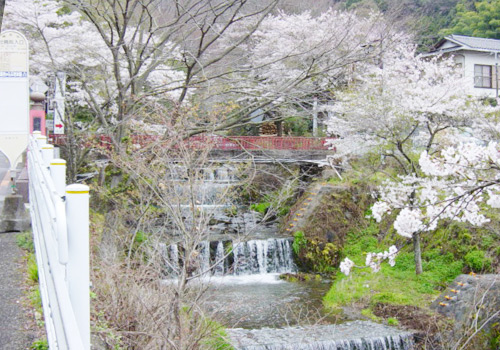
442, 0, 500, 39
464, 250, 492, 272
31, 339, 49, 350
224, 205, 238, 217
29, 287, 42, 314
342, 223, 379, 265
249, 178, 296, 218
361, 308, 381, 322
134, 230, 147, 244
283, 116, 311, 136
16, 231, 34, 253
292, 231, 307, 256
126, 230, 151, 260
387, 317, 399, 326
489, 322, 500, 350
56, 5, 72, 16
293, 230, 339, 273
371, 292, 411, 305
250, 202, 270, 214
27, 253, 39, 284
202, 319, 234, 350
324, 222, 465, 310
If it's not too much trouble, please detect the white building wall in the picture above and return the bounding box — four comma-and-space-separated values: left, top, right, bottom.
454, 50, 500, 98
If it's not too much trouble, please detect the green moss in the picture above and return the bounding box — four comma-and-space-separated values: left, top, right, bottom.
279, 273, 322, 282
361, 308, 381, 322
481, 234, 494, 249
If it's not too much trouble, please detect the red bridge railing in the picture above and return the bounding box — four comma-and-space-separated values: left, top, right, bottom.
50, 134, 333, 151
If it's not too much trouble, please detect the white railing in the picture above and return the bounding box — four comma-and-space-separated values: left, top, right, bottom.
28, 132, 90, 350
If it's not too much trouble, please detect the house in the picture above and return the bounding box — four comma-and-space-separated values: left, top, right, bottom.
427, 35, 500, 98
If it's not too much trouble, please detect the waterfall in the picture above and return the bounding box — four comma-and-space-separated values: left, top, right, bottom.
214, 241, 225, 276
163, 238, 296, 277
227, 321, 414, 350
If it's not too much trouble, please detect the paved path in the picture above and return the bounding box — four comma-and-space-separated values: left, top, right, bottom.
0, 176, 35, 349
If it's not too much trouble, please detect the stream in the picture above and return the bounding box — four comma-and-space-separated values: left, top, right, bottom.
164, 165, 414, 349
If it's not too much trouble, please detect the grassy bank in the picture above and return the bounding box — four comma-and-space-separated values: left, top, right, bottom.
324, 223, 465, 311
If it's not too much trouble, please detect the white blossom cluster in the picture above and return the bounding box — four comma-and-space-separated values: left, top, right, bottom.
365, 245, 398, 272
339, 257, 355, 276
215, 9, 393, 110
324, 41, 488, 160
339, 245, 398, 276
4, 0, 187, 121
373, 141, 500, 238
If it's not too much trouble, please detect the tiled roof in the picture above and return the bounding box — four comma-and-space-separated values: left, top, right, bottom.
445, 35, 500, 51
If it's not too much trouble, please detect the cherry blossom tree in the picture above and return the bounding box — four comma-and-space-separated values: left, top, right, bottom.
3, 0, 279, 148
371, 140, 500, 273
4, 0, 402, 145
328, 41, 498, 274
197, 9, 398, 134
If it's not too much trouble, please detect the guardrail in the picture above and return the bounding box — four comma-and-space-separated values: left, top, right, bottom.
28, 132, 90, 350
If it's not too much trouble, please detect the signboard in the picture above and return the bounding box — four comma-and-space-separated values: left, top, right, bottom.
46, 119, 54, 132
53, 72, 66, 134
0, 30, 29, 169
0, 31, 28, 77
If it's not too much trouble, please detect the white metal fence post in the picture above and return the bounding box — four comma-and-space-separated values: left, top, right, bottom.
36, 135, 47, 148
41, 144, 54, 167
50, 159, 66, 197
66, 184, 90, 350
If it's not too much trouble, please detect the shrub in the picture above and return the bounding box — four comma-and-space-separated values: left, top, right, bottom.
464, 250, 492, 272
292, 231, 307, 256
293, 231, 339, 273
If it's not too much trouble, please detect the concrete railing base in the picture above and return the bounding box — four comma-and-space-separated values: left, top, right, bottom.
0, 195, 30, 233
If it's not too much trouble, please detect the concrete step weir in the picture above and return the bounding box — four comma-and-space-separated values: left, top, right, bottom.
227, 321, 414, 350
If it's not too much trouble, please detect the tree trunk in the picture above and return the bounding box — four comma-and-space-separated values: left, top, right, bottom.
0, 0, 5, 32
413, 232, 423, 275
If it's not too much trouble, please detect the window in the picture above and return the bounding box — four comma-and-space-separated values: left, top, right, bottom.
474, 65, 492, 88
33, 117, 41, 131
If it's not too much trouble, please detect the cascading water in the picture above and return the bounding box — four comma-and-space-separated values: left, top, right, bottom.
161, 164, 415, 347
169, 164, 237, 208
163, 238, 296, 277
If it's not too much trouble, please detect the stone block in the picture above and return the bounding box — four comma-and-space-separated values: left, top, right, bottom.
0, 195, 30, 232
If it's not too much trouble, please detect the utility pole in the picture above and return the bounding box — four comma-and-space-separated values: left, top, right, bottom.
312, 96, 318, 137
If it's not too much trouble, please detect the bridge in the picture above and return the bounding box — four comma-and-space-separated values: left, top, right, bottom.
51, 135, 335, 163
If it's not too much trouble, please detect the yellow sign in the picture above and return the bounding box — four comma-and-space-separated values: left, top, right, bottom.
0, 31, 28, 77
